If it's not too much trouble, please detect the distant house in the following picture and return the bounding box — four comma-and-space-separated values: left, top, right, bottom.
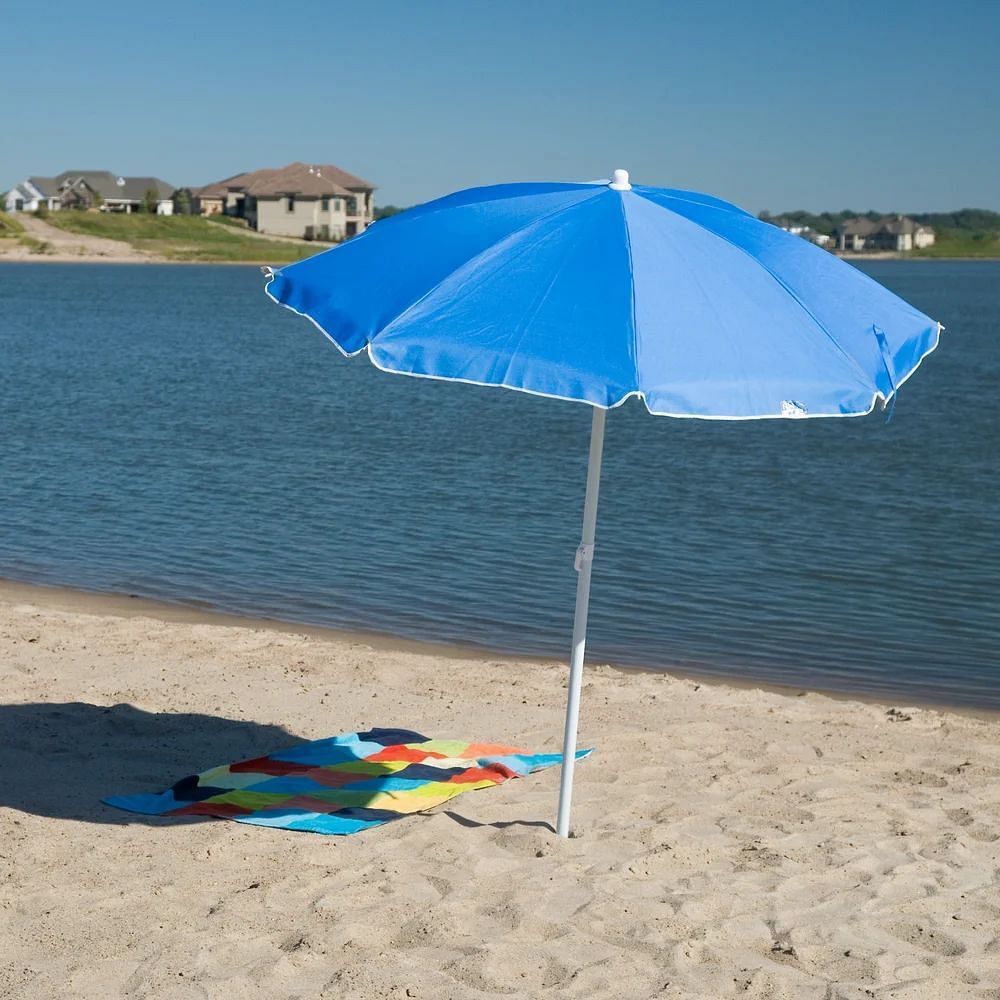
195, 162, 376, 240
768, 217, 832, 247
4, 171, 175, 214
835, 218, 879, 252
4, 178, 61, 213
835, 216, 935, 252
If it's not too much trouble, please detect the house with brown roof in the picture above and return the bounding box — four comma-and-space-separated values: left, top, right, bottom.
835, 217, 879, 252
836, 216, 935, 252
195, 162, 375, 240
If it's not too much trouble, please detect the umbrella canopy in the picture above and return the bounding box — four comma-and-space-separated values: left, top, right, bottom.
264, 171, 940, 836
266, 170, 939, 420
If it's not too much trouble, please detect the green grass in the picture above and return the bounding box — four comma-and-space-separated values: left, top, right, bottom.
0, 210, 52, 253
42, 212, 321, 264
0, 210, 25, 237
20, 236, 52, 254
205, 214, 249, 229
912, 230, 1000, 258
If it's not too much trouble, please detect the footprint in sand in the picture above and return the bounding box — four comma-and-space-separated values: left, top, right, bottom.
946, 807, 999, 842
425, 874, 452, 899
885, 921, 966, 957
893, 769, 949, 788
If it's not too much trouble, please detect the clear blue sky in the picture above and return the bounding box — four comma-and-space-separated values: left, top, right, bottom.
3, 1, 997, 212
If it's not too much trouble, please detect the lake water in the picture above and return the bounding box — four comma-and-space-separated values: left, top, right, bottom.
1, 260, 997, 707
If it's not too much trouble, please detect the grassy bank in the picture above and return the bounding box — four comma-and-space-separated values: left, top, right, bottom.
41, 212, 322, 264
911, 230, 1000, 258
20, 210, 1000, 263
0, 210, 51, 254
0, 210, 24, 237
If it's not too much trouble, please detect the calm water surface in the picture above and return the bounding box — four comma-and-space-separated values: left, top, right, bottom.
0, 261, 996, 706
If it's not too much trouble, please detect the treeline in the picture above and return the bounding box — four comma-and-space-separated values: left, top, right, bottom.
760, 208, 1000, 236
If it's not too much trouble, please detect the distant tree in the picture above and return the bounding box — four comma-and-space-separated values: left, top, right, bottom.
172, 188, 193, 215
34, 202, 49, 219
758, 209, 841, 236
374, 204, 407, 221
142, 188, 159, 214
911, 209, 1000, 233
759, 206, 1000, 243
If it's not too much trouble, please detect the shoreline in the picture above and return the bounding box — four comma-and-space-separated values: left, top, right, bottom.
0, 253, 279, 266
837, 253, 998, 262
3, 575, 995, 720
2, 250, 997, 267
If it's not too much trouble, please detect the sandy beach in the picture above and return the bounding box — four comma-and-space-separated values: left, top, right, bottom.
0, 582, 997, 998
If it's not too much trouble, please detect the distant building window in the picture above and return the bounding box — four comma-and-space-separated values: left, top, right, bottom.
15, 199, 24, 211
287, 194, 296, 213
321, 197, 329, 212
347, 197, 357, 214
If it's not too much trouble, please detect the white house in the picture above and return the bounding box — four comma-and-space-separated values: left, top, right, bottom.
4, 171, 175, 214
836, 216, 936, 252
768, 217, 832, 247
4, 178, 60, 213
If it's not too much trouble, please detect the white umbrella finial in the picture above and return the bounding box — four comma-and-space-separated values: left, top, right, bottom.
609, 169, 631, 191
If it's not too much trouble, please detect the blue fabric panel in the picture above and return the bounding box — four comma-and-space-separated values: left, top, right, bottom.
103, 792, 179, 815
270, 733, 383, 764
267, 183, 599, 355
368, 191, 637, 407
485, 749, 592, 776
634, 186, 939, 405
234, 810, 381, 834
623, 192, 877, 417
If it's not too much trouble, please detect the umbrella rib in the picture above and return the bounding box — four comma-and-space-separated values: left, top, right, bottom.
617, 193, 641, 394
635, 195, 880, 392
634, 189, 754, 219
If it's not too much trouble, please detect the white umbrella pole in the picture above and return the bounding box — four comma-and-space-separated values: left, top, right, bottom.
556, 406, 606, 838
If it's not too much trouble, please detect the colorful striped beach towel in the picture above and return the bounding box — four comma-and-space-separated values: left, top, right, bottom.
104, 728, 591, 835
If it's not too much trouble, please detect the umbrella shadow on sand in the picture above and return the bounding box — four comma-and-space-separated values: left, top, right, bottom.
0, 703, 557, 833
0, 701, 304, 826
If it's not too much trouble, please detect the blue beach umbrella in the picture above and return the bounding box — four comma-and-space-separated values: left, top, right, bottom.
264, 170, 940, 837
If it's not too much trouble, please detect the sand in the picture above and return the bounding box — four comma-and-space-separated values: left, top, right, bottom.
1, 584, 998, 999
0, 215, 154, 263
